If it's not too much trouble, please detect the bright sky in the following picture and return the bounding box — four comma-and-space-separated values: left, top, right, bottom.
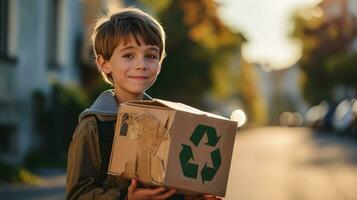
217, 0, 322, 70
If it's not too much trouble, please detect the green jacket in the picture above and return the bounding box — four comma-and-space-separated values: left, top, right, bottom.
66, 90, 146, 200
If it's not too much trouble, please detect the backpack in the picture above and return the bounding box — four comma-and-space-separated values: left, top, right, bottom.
95, 117, 116, 184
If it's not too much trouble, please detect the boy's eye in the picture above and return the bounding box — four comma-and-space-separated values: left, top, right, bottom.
146, 54, 158, 60
123, 54, 134, 59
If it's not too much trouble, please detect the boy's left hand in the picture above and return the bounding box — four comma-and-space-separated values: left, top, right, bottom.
184, 194, 222, 200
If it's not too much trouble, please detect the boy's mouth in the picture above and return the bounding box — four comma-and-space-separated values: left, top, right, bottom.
128, 76, 149, 80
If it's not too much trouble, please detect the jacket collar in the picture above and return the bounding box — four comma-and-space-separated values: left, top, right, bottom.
79, 89, 152, 122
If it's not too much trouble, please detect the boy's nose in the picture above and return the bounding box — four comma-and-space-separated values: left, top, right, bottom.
135, 58, 146, 70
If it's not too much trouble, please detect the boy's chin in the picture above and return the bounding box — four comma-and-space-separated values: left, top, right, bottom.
128, 88, 149, 96
129, 85, 153, 94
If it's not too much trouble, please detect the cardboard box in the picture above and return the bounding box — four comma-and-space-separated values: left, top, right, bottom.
108, 99, 237, 197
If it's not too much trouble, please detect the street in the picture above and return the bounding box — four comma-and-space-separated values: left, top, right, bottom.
225, 127, 357, 200
1, 127, 357, 200
0, 168, 66, 200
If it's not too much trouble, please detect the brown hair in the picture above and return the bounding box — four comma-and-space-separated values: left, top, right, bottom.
91, 7, 166, 85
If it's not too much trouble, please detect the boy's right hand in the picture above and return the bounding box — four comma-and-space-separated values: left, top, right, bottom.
127, 179, 176, 200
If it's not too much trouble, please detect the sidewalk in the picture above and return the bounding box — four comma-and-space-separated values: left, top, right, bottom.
224, 127, 357, 200
0, 168, 66, 200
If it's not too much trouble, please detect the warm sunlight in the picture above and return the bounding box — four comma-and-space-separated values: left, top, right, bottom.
217, 0, 322, 70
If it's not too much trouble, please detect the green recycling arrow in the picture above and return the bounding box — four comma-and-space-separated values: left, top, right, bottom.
180, 124, 222, 184
190, 125, 221, 147
179, 144, 199, 179
201, 149, 221, 183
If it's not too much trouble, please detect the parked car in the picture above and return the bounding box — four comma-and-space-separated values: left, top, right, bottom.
305, 101, 329, 129
346, 99, 357, 137
332, 99, 354, 134
280, 111, 303, 127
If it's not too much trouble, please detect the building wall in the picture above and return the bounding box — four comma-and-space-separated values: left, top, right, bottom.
0, 0, 83, 164
253, 64, 308, 125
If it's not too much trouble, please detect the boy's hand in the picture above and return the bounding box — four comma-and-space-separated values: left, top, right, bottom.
184, 194, 222, 200
127, 179, 176, 200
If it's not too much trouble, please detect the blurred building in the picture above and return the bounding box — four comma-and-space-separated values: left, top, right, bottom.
253, 64, 308, 125
0, 0, 120, 165
0, 0, 161, 166
320, 0, 357, 45
320, 0, 357, 20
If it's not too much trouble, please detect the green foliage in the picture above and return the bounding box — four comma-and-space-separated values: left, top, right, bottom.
235, 60, 267, 125
50, 83, 90, 161
0, 161, 20, 183
291, 7, 357, 104
31, 83, 90, 167
140, 0, 172, 13
0, 161, 39, 184
137, 0, 269, 124
326, 52, 357, 85
141, 0, 245, 107
87, 79, 113, 103
24, 150, 66, 169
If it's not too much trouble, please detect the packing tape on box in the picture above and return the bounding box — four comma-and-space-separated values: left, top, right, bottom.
121, 111, 168, 184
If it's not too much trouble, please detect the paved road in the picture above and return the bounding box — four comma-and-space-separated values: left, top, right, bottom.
0, 168, 65, 200
224, 127, 357, 200
1, 127, 357, 200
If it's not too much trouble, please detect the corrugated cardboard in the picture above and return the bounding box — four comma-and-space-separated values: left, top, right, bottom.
108, 99, 237, 197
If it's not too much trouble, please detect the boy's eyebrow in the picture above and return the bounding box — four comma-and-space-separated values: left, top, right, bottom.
146, 46, 160, 52
120, 45, 159, 52
119, 46, 135, 51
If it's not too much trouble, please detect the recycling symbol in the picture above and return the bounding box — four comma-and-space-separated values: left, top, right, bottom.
179, 124, 222, 184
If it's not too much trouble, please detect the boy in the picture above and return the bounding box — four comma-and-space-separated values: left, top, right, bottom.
66, 7, 221, 200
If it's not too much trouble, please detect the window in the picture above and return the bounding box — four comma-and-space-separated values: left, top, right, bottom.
0, 123, 15, 153
0, 0, 9, 57
0, 0, 16, 63
47, 0, 59, 68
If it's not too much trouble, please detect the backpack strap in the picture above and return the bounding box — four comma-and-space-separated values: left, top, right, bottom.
95, 116, 116, 185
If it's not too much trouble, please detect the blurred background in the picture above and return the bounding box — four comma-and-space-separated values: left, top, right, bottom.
0, 0, 357, 199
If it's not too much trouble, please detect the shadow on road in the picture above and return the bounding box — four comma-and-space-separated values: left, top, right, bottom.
0, 186, 65, 200
305, 131, 357, 166
0, 168, 66, 200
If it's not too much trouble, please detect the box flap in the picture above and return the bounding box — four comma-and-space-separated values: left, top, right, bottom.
125, 99, 230, 121
125, 100, 170, 109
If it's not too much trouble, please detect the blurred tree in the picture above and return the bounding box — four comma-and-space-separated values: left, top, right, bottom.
30, 83, 89, 167
235, 59, 268, 125
140, 0, 246, 107
326, 52, 357, 85
291, 6, 357, 104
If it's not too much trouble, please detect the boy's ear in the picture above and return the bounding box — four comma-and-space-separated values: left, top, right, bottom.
156, 63, 162, 75
96, 55, 111, 73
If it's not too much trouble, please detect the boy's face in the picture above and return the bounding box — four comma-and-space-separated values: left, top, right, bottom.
98, 35, 162, 99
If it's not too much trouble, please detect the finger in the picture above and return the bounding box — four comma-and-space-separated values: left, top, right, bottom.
134, 187, 166, 198
128, 179, 137, 193
151, 188, 176, 199
145, 187, 166, 196
203, 196, 222, 200
132, 187, 167, 200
